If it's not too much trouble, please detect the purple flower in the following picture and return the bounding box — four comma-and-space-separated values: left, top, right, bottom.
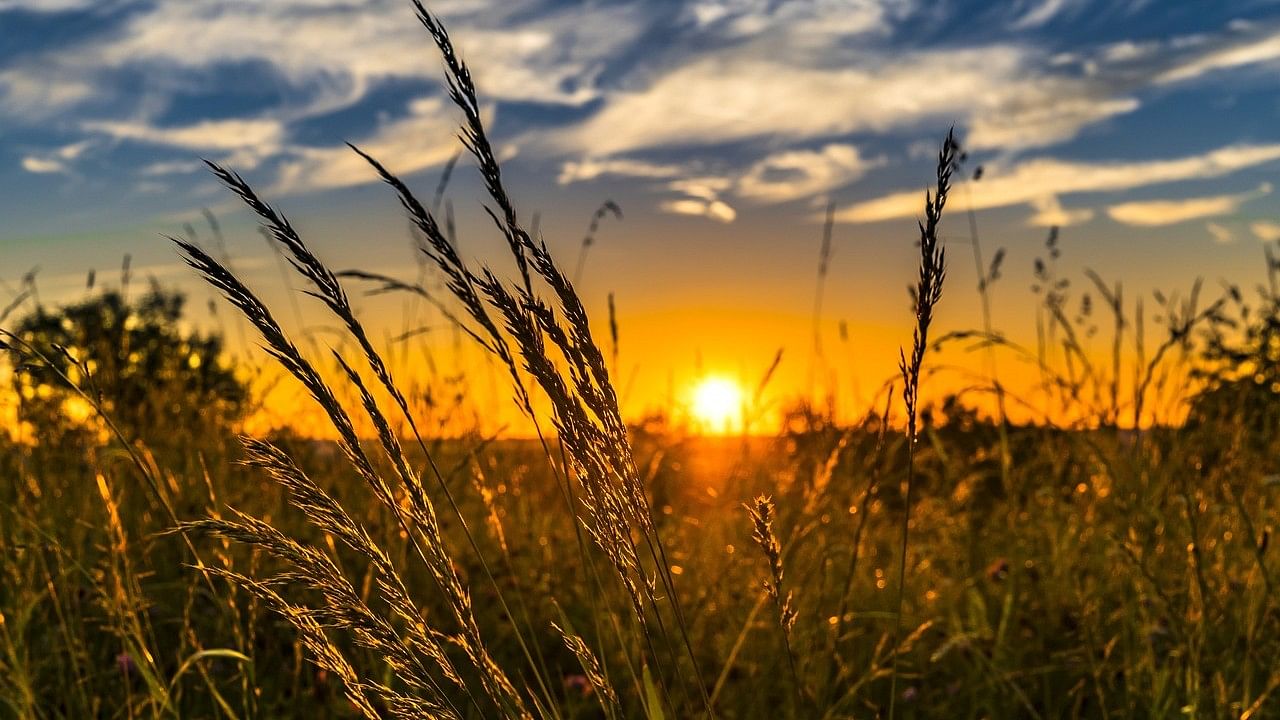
563, 674, 593, 697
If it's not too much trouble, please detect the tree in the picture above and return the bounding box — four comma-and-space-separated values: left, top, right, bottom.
9, 287, 248, 444
1187, 285, 1280, 450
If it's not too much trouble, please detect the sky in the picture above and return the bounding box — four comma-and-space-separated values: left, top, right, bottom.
5, 0, 1280, 430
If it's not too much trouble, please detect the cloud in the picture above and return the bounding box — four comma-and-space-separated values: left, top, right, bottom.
0, 0, 95, 10
1207, 222, 1234, 244
1008, 0, 1081, 30
0, 68, 94, 120
562, 143, 880, 217
140, 160, 204, 176
558, 157, 687, 185
0, 0, 653, 194
1028, 196, 1094, 227
82, 117, 287, 172
654, 175, 738, 222
1105, 183, 1271, 226
736, 144, 881, 203
8, 0, 1280, 220
71, 0, 643, 116
1157, 30, 1280, 85
669, 176, 733, 201
1251, 221, 1280, 242
557, 46, 1133, 156
659, 198, 737, 223
684, 0, 901, 40
84, 118, 286, 163
966, 95, 1138, 151
269, 96, 462, 195
18, 140, 95, 175
21, 156, 68, 174
837, 143, 1280, 224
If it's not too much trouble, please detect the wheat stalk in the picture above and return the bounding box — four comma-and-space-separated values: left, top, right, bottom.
889, 129, 957, 719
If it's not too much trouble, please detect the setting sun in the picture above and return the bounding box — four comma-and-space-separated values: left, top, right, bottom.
690, 376, 744, 434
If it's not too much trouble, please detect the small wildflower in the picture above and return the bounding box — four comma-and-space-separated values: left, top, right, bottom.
986, 557, 1009, 582
563, 674, 594, 698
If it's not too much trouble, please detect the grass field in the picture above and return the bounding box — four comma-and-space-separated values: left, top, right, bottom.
3, 3, 1280, 719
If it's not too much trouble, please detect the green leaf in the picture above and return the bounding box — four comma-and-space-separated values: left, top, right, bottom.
642, 663, 666, 720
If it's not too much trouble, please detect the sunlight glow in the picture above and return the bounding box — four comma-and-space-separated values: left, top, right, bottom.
690, 376, 744, 434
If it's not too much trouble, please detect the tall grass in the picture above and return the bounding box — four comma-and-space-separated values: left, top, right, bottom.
888, 129, 956, 718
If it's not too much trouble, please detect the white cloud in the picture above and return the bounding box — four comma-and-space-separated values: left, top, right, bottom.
1251, 221, 1280, 242
557, 45, 1137, 157
74, 0, 642, 115
0, 0, 94, 10
1008, 0, 1079, 30
669, 176, 733, 201
1157, 31, 1280, 85
1207, 222, 1234, 244
269, 96, 462, 195
736, 144, 880, 202
83, 117, 287, 171
85, 118, 285, 153
837, 143, 1280, 224
558, 157, 687, 185
684, 0, 902, 40
0, 68, 94, 120
9, 0, 1280, 214
18, 140, 95, 175
1105, 183, 1270, 226
659, 198, 737, 223
1028, 196, 1094, 227
21, 156, 67, 174
140, 160, 204, 176
966, 95, 1137, 151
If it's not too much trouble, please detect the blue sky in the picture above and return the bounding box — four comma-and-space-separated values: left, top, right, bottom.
5, 0, 1280, 420
5, 0, 1280, 234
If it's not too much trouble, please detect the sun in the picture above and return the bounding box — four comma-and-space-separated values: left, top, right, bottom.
690, 376, 744, 434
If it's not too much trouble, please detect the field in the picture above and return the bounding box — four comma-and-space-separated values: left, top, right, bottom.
4, 4, 1280, 720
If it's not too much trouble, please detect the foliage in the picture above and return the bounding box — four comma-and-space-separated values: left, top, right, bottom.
10, 288, 247, 443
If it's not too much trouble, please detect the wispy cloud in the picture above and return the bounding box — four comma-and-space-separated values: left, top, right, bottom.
82, 118, 287, 171
555, 45, 1133, 157
1008, 0, 1082, 30
1156, 30, 1280, 84
659, 198, 737, 223
139, 160, 205, 177
1027, 196, 1094, 227
558, 157, 688, 185
683, 0, 902, 40
1106, 183, 1271, 226
20, 156, 68, 174
269, 96, 464, 195
84, 118, 285, 154
67, 0, 641, 115
737, 144, 881, 203
18, 140, 94, 176
1251, 220, 1280, 242
1207, 221, 1235, 244
837, 144, 1280, 225
0, 0, 95, 10
0, 67, 94, 120
4, 0, 1280, 232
